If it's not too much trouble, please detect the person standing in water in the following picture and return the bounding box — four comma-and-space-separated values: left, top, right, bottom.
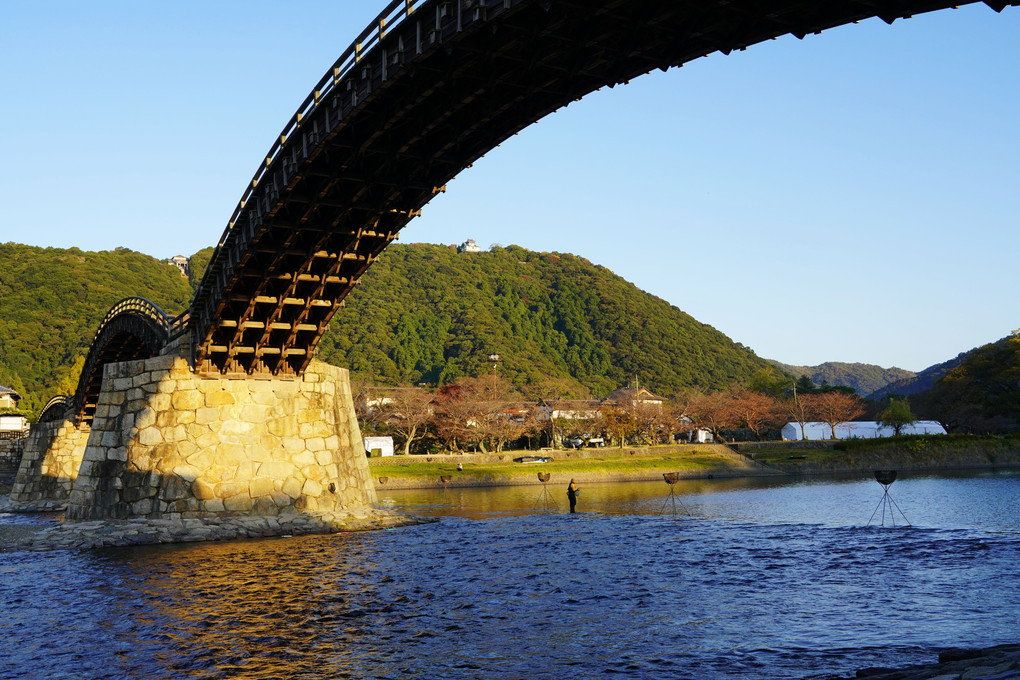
567, 479, 579, 513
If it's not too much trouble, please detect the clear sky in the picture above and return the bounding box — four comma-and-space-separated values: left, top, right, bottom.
1, 2, 1017, 372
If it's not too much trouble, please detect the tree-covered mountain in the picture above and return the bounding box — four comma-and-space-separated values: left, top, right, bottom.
0, 243, 193, 416
768, 360, 915, 397
911, 334, 1020, 433
312, 243, 776, 397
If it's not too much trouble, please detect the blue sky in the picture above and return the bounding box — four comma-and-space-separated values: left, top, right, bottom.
1, 2, 1017, 372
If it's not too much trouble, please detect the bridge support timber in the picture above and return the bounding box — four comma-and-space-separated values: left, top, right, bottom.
63, 353, 376, 521
7, 418, 89, 511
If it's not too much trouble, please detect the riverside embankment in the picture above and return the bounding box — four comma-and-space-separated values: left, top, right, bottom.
367, 435, 1020, 489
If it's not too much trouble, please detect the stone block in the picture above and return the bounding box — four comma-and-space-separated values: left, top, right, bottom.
101, 431, 122, 448
171, 390, 203, 411
215, 481, 247, 500
219, 419, 253, 436
249, 477, 276, 498
137, 427, 164, 446
135, 407, 157, 430
132, 372, 152, 388
145, 355, 175, 372
171, 464, 201, 483
267, 417, 298, 438
113, 377, 134, 391
281, 476, 303, 499
150, 393, 172, 411
292, 450, 317, 467
304, 437, 326, 453
192, 478, 216, 500
195, 406, 220, 425
132, 499, 153, 516
205, 390, 236, 407
301, 477, 322, 497
224, 493, 254, 513
108, 447, 128, 462
203, 498, 225, 513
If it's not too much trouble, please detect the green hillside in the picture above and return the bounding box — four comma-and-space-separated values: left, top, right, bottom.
0, 243, 193, 416
3, 241, 779, 417
913, 334, 1020, 433
310, 243, 775, 397
769, 360, 914, 397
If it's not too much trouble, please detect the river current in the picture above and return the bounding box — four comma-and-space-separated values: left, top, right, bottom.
1, 471, 1018, 679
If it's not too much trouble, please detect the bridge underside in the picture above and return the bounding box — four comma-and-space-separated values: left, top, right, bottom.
189, 0, 1015, 379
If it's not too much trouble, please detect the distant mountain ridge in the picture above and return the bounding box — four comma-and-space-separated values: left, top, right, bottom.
869, 352, 970, 401
768, 360, 914, 397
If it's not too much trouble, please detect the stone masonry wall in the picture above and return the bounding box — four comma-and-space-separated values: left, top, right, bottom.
6, 419, 88, 511
65, 355, 376, 521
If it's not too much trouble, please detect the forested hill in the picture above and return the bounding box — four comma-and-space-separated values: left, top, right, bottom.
768, 360, 915, 397
1, 241, 776, 416
912, 334, 1020, 433
187, 243, 776, 398
0, 243, 193, 416
310, 243, 775, 397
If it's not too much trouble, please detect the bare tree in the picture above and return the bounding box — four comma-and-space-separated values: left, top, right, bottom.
783, 389, 819, 441
380, 386, 435, 455
813, 391, 866, 440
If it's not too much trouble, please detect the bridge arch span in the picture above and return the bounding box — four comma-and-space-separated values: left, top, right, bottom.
190, 0, 1015, 378
71, 298, 176, 426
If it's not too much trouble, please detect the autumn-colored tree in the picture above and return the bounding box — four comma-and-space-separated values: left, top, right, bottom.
599, 405, 637, 448
813, 391, 866, 439
687, 391, 737, 442
729, 386, 783, 441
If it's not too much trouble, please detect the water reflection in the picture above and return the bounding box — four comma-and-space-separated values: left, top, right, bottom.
379, 470, 1020, 532
1, 471, 1018, 679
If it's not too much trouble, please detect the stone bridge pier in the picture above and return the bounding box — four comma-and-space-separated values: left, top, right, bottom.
59, 352, 376, 521
7, 419, 89, 512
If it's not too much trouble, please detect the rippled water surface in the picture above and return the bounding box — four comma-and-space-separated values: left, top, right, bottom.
2, 471, 1018, 679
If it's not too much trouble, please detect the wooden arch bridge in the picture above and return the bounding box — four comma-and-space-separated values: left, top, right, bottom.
53, 0, 1016, 426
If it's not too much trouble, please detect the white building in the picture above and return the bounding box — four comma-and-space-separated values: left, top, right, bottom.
458, 239, 481, 253
364, 436, 395, 457
781, 420, 947, 441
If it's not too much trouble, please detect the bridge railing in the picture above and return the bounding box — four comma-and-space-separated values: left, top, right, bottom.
214, 0, 430, 253
98, 297, 173, 335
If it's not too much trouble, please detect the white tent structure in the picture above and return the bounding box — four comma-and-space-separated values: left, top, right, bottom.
781, 420, 947, 441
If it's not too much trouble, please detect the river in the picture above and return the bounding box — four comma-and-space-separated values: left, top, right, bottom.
1, 470, 1017, 679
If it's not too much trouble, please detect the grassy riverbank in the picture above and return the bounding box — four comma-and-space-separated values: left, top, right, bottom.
368, 435, 1020, 489
748, 433, 1020, 475
367, 444, 771, 489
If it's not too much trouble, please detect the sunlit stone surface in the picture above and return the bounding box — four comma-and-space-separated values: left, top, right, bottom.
63, 355, 375, 521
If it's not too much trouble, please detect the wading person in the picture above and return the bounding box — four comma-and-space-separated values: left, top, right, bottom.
567, 478, 579, 513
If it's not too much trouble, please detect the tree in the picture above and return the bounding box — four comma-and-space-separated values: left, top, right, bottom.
729, 386, 783, 441
688, 391, 737, 442
813, 391, 866, 440
783, 390, 819, 441
380, 386, 435, 455
877, 398, 915, 437
598, 405, 637, 448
